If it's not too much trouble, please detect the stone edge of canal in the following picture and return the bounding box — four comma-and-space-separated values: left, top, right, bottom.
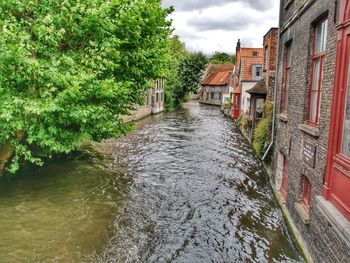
229, 113, 311, 263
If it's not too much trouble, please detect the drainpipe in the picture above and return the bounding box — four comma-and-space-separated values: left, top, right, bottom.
262, 27, 281, 161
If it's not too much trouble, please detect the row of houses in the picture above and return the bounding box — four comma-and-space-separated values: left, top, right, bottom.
199, 0, 350, 261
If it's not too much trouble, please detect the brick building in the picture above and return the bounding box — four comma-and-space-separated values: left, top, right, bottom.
199, 64, 234, 106
273, 0, 350, 261
247, 28, 278, 133
232, 40, 263, 123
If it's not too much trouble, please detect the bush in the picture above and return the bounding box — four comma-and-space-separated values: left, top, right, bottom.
253, 101, 273, 161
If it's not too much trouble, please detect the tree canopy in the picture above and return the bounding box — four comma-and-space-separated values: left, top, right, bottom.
209, 52, 235, 64
0, 0, 172, 172
178, 52, 208, 95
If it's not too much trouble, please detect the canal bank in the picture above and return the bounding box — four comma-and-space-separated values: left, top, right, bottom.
0, 102, 303, 262
230, 108, 311, 263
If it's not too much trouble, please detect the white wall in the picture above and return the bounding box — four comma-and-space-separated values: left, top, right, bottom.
240, 81, 257, 114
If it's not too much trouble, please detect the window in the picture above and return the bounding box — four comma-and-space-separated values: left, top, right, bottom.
235, 95, 240, 108
252, 65, 262, 80
308, 18, 328, 125
281, 44, 292, 114
342, 57, 350, 157
301, 176, 312, 211
255, 98, 264, 120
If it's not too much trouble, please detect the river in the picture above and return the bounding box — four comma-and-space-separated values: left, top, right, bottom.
0, 102, 303, 263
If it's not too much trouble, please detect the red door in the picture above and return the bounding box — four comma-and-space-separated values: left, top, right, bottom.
233, 93, 241, 119
323, 0, 350, 221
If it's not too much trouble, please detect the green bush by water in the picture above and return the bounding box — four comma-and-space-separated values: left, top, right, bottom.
253, 101, 273, 161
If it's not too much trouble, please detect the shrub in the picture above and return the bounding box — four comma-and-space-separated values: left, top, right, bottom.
253, 101, 273, 160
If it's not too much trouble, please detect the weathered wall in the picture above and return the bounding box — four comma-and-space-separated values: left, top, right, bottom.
263, 28, 278, 101
240, 81, 256, 114
199, 85, 228, 106
274, 0, 350, 262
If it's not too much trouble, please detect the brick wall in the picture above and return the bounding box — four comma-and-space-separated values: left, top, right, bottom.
274, 0, 350, 261
263, 28, 278, 101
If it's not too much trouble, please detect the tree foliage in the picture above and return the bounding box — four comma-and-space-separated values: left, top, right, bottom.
209, 51, 235, 64
176, 52, 207, 101
0, 0, 172, 172
163, 35, 187, 110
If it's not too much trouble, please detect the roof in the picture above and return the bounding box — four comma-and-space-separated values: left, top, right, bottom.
206, 64, 234, 73
240, 56, 263, 81
233, 86, 241, 94
235, 48, 263, 81
201, 64, 234, 86
246, 79, 267, 95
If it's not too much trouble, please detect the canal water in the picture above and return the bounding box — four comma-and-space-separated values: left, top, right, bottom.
0, 102, 304, 263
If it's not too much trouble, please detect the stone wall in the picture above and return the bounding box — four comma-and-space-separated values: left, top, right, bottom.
274, 0, 350, 262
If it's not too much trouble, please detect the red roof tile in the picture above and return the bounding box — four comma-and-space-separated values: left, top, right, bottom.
233, 86, 241, 94
202, 64, 234, 86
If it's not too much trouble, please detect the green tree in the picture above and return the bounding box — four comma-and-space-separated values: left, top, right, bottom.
0, 0, 172, 172
177, 52, 208, 101
209, 52, 235, 64
163, 35, 187, 110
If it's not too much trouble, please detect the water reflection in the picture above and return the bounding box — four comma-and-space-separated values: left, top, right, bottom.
96, 102, 304, 263
0, 102, 303, 262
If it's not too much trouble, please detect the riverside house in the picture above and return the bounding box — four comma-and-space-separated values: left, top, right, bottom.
232, 40, 263, 120
199, 64, 234, 106
122, 79, 164, 122
273, 0, 350, 261
246, 28, 278, 134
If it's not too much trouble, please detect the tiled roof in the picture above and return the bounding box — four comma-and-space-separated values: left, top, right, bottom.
246, 79, 266, 95
202, 64, 234, 86
206, 64, 234, 73
233, 86, 241, 94
240, 56, 263, 81
236, 48, 263, 70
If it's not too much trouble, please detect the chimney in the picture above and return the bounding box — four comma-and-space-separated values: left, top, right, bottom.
236, 39, 241, 54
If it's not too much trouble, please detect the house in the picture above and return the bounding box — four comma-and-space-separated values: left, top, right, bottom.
121, 78, 164, 122
246, 28, 278, 133
199, 64, 234, 106
273, 0, 350, 261
233, 40, 263, 118
151, 78, 164, 114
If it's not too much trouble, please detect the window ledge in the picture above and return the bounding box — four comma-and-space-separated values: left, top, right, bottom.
298, 123, 320, 137
316, 196, 350, 248
277, 113, 288, 122
294, 202, 310, 225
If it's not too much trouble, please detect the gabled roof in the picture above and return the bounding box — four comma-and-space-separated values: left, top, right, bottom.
246, 79, 267, 95
202, 64, 234, 86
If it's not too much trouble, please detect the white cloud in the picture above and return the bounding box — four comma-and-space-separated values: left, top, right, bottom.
162, 0, 279, 55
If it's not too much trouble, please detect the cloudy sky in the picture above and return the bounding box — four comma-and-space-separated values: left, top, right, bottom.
161, 0, 279, 55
